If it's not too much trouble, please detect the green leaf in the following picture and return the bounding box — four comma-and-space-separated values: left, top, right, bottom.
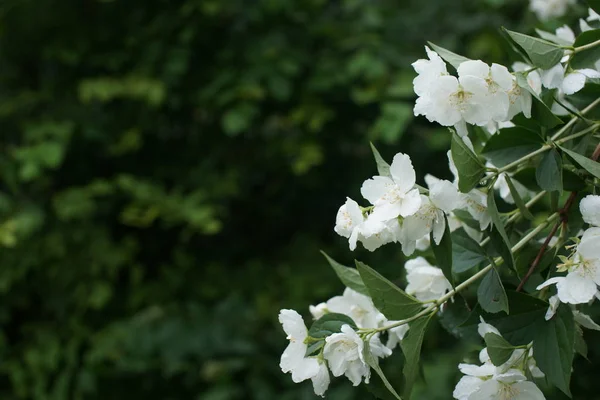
482, 127, 543, 167
370, 142, 392, 177
477, 267, 509, 314
560, 145, 600, 179
427, 42, 470, 69
451, 229, 487, 273
563, 169, 587, 191
431, 215, 454, 286
504, 29, 564, 70
515, 73, 563, 128
574, 325, 588, 359
308, 313, 357, 339
400, 314, 434, 399
487, 191, 514, 271
321, 251, 368, 296
451, 132, 485, 193
484, 333, 517, 366
504, 175, 534, 220
363, 342, 403, 400
570, 29, 600, 70
355, 261, 423, 320
533, 305, 574, 397
536, 149, 563, 192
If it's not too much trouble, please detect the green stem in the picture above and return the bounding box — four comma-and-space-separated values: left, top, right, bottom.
551, 98, 600, 141
573, 38, 600, 54
376, 212, 559, 333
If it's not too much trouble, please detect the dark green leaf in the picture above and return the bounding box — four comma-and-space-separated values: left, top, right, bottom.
574, 325, 588, 359
504, 29, 564, 70
356, 261, 423, 320
536, 149, 563, 192
504, 175, 534, 220
427, 42, 470, 69
484, 332, 516, 366
321, 251, 368, 295
451, 229, 487, 273
560, 145, 600, 179
570, 29, 600, 70
487, 191, 514, 270
308, 313, 357, 339
400, 314, 434, 400
477, 267, 509, 314
563, 169, 587, 191
482, 127, 543, 167
363, 342, 402, 400
370, 142, 391, 178
431, 215, 454, 286
451, 131, 485, 193
534, 305, 574, 397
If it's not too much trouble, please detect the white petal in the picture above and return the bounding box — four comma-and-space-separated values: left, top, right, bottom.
545, 295, 560, 321
541, 63, 565, 89
398, 188, 423, 217
578, 68, 600, 78
555, 25, 575, 44
536, 276, 563, 290
491, 63, 514, 91
562, 72, 586, 95
558, 272, 598, 304
334, 197, 364, 238
311, 362, 330, 397
468, 379, 500, 399
390, 153, 417, 193
580, 195, 600, 227
453, 376, 484, 400
512, 381, 546, 400
457, 60, 490, 79
361, 176, 395, 205
477, 316, 501, 338
279, 309, 308, 340
574, 310, 600, 331
430, 179, 462, 212
291, 357, 321, 383
280, 341, 307, 373
432, 215, 446, 244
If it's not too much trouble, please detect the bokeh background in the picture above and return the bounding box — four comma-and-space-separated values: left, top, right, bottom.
0, 0, 597, 399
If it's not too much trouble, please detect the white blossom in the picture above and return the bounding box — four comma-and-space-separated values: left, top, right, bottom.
529, 0, 575, 21
323, 324, 370, 386
405, 257, 452, 302
311, 361, 331, 397
325, 288, 386, 329
386, 324, 410, 350
536, 228, 600, 305
510, 62, 542, 119
278, 310, 324, 386
361, 153, 421, 221
468, 370, 545, 399
580, 194, 600, 227
309, 302, 328, 320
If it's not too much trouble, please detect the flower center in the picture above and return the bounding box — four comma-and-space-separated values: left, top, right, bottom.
498, 383, 520, 400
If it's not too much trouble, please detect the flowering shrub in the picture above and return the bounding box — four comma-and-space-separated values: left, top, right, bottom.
278, 2, 600, 399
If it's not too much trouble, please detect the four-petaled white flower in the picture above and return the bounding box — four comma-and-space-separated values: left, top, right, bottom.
323, 324, 371, 386
324, 288, 386, 329
537, 227, 600, 305
405, 257, 452, 302
278, 310, 330, 396
361, 152, 421, 221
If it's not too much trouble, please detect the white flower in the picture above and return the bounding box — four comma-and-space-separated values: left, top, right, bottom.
405, 257, 452, 302
362, 152, 421, 220
537, 228, 600, 304
510, 62, 542, 119
580, 195, 600, 227
334, 197, 365, 250
469, 370, 545, 399
412, 46, 448, 96
278, 310, 321, 383
368, 334, 393, 359
458, 60, 513, 122
325, 288, 386, 329
588, 7, 600, 22
485, 120, 515, 135
541, 63, 600, 96
323, 324, 370, 386
529, 0, 575, 21
414, 71, 490, 134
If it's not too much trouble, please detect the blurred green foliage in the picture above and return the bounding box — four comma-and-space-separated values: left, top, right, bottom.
0, 0, 595, 399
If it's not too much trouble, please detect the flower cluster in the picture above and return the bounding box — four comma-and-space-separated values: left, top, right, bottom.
453, 319, 545, 400
537, 195, 600, 314
413, 47, 532, 137
279, 256, 451, 396
334, 147, 494, 254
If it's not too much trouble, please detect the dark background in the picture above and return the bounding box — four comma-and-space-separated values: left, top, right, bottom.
0, 0, 596, 399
